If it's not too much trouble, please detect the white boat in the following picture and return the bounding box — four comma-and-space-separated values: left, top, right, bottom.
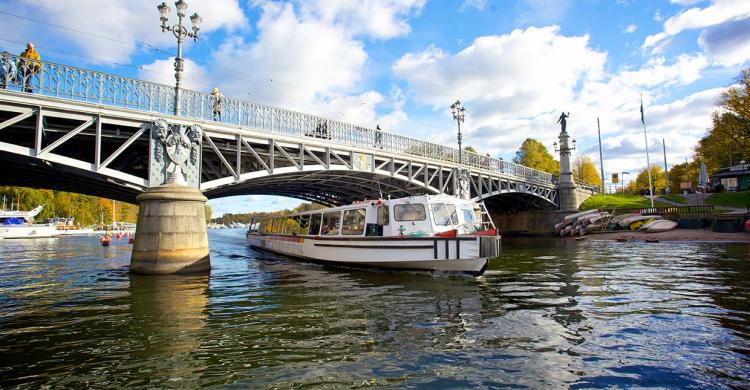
246, 194, 501, 275
644, 219, 678, 233
0, 223, 60, 239
0, 205, 44, 223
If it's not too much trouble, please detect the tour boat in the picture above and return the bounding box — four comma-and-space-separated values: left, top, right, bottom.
246, 194, 500, 275
0, 205, 60, 239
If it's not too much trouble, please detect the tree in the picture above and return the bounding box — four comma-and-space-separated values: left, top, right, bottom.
513, 138, 560, 175
573, 155, 602, 187
626, 164, 666, 194
695, 69, 750, 172
463, 145, 478, 154
667, 161, 699, 194
205, 204, 212, 224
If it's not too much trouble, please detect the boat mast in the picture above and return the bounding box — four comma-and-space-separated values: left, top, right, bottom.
112, 199, 116, 227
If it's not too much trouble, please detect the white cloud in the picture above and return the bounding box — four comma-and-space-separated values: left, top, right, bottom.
297, 0, 425, 40
1, 0, 248, 64
643, 0, 750, 50
139, 57, 210, 92
615, 54, 708, 88
393, 26, 607, 116
624, 24, 638, 33
460, 0, 488, 12
698, 17, 750, 66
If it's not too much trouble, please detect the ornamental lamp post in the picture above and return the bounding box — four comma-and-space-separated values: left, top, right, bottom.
450, 100, 466, 165
157, 1, 202, 116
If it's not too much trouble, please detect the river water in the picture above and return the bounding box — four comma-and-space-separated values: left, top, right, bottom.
0, 230, 748, 388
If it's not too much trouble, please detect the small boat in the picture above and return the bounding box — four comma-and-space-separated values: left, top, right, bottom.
246, 194, 500, 275
644, 220, 678, 233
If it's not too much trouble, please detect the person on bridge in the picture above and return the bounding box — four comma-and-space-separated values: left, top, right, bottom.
374, 125, 383, 148
18, 43, 41, 93
0, 51, 16, 89
211, 87, 223, 121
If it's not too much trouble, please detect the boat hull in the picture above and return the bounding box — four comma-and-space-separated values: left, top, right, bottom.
0, 224, 60, 239
247, 234, 493, 275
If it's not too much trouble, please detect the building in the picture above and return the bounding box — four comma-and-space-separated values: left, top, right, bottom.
711, 161, 750, 191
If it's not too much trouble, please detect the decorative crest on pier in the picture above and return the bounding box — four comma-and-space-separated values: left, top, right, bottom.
150, 119, 202, 187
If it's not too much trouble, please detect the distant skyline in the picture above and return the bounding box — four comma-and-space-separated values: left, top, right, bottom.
2, 0, 748, 215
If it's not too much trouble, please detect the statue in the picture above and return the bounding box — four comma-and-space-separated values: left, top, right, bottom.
150, 119, 202, 187
557, 112, 569, 133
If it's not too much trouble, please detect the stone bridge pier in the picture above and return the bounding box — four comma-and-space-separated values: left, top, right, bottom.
130, 120, 210, 274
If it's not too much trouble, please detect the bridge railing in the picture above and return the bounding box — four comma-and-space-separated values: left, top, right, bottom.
0, 54, 557, 186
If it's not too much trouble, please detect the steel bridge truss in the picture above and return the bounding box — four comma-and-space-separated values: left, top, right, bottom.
0, 93, 558, 208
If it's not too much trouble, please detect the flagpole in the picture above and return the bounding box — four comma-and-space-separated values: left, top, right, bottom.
661, 138, 669, 194
597, 117, 605, 194
641, 94, 655, 207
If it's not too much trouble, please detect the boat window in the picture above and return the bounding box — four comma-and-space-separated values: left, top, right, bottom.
321, 211, 341, 236
394, 203, 426, 222
309, 213, 322, 235
430, 203, 458, 226
377, 205, 389, 226
299, 215, 310, 235
285, 216, 303, 235
461, 207, 475, 223
342, 209, 366, 235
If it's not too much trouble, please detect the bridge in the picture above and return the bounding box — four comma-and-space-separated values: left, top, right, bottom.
0, 55, 590, 210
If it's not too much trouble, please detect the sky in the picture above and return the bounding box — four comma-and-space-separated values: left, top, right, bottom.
1, 0, 748, 216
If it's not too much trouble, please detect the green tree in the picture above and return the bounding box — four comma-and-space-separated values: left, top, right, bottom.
513, 138, 560, 175
695, 68, 750, 172
573, 155, 602, 187
463, 145, 478, 154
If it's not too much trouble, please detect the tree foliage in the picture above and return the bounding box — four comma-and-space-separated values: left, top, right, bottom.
626, 165, 667, 194
666, 161, 699, 194
513, 138, 560, 175
0, 186, 138, 224
573, 155, 602, 187
694, 69, 750, 172
212, 202, 326, 225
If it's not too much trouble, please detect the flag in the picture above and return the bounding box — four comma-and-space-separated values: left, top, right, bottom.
640, 96, 645, 125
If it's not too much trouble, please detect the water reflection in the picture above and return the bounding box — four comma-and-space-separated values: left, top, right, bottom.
127, 274, 208, 387
0, 232, 748, 388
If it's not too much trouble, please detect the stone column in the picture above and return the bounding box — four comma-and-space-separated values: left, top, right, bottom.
557, 127, 580, 212
131, 119, 209, 274
130, 184, 210, 274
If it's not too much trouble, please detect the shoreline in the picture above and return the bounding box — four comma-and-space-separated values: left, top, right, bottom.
575, 228, 750, 243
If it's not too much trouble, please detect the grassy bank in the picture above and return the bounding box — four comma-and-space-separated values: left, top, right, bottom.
661, 194, 688, 204
579, 194, 670, 211
706, 192, 750, 209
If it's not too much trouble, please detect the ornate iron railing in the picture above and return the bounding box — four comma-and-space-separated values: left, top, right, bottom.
0, 54, 557, 185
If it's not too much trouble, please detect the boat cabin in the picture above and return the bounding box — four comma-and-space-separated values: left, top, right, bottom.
256, 195, 493, 238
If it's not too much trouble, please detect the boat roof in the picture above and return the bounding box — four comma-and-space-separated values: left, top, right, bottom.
262, 194, 475, 219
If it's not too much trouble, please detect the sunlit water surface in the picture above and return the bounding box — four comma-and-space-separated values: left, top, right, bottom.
0, 230, 748, 388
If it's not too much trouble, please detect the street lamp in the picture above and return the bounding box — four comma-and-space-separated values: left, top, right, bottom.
450, 100, 466, 164
158, 1, 202, 115
621, 171, 630, 193
552, 138, 576, 153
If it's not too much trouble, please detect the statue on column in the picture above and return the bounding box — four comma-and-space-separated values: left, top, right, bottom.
557, 112, 569, 133
150, 119, 202, 187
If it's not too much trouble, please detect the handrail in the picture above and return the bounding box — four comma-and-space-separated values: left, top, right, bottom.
0, 54, 560, 186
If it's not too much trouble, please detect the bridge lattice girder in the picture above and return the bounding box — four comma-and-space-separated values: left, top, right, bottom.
0, 92, 558, 208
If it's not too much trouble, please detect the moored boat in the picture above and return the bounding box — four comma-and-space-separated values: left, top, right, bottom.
0, 223, 60, 239
246, 194, 500, 275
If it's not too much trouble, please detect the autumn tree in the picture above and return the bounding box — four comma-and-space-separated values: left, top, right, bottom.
572, 155, 602, 187
513, 138, 560, 175
694, 68, 750, 172
626, 164, 667, 194
666, 161, 699, 194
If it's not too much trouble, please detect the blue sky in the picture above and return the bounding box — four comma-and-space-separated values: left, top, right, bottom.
1, 0, 749, 215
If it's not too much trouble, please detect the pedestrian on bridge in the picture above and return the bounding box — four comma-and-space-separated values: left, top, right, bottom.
211, 87, 223, 121
18, 43, 41, 93
0, 51, 16, 89
374, 125, 383, 148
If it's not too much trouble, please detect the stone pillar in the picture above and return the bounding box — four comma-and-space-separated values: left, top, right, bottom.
131, 183, 210, 274
557, 126, 579, 212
